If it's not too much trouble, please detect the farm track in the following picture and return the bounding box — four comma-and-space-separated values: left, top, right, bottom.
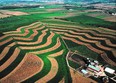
48, 24, 116, 66
0, 22, 68, 82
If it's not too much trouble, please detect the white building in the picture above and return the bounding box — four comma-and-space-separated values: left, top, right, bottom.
105, 67, 115, 74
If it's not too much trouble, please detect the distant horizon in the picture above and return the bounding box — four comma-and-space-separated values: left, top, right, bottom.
0, 0, 115, 3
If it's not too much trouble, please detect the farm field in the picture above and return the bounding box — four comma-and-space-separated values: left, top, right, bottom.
0, 2, 116, 83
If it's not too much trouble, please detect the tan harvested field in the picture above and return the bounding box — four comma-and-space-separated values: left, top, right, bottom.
70, 69, 96, 83
48, 23, 116, 35
0, 48, 20, 72
104, 16, 116, 22
0, 13, 10, 18
6, 24, 43, 37
20, 31, 54, 49
0, 47, 10, 60
17, 29, 47, 45
13, 28, 47, 41
0, 38, 13, 46
0, 10, 28, 16
50, 27, 116, 39
36, 58, 58, 83
0, 53, 43, 83
49, 50, 64, 57
4, 22, 41, 34
31, 38, 61, 54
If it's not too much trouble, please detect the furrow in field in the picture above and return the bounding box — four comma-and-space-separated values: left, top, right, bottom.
30, 38, 61, 54
0, 38, 13, 46
0, 47, 10, 61
62, 36, 116, 66
48, 24, 116, 36
62, 36, 103, 54
50, 27, 115, 39
17, 29, 47, 45
7, 25, 45, 38
12, 26, 45, 40
13, 28, 48, 41
49, 50, 64, 57
4, 22, 41, 34
35, 57, 58, 83
64, 33, 115, 51
0, 34, 10, 40
63, 33, 116, 60
64, 33, 98, 43
51, 28, 116, 47
0, 53, 43, 83
68, 30, 116, 47
20, 31, 54, 49
101, 53, 116, 66
105, 39, 116, 47
0, 48, 20, 72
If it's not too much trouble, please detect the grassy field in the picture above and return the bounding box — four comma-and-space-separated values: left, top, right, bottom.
61, 15, 116, 30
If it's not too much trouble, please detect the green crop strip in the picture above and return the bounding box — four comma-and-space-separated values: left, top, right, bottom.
22, 55, 51, 82
0, 45, 17, 65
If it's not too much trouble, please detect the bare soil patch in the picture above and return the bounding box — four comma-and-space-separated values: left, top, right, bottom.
0, 10, 28, 16
70, 69, 97, 83
1, 53, 43, 83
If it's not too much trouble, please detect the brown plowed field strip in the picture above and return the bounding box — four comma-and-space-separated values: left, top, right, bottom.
101, 53, 116, 66
31, 38, 61, 54
4, 22, 41, 34
0, 48, 20, 72
17, 29, 48, 45
50, 27, 115, 39
20, 31, 54, 49
49, 50, 64, 57
7, 25, 45, 38
50, 28, 116, 48
62, 36, 103, 54
0, 53, 43, 83
0, 47, 10, 61
7, 42, 16, 47
62, 36, 116, 66
0, 38, 13, 46
48, 24, 116, 35
64, 33, 115, 53
64, 33, 98, 43
70, 69, 96, 83
36, 57, 58, 83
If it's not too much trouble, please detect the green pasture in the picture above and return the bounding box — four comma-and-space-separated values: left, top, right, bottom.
61, 15, 116, 30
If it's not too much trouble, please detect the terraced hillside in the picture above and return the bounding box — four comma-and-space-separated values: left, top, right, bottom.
0, 20, 115, 82
0, 22, 72, 82
47, 23, 116, 67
